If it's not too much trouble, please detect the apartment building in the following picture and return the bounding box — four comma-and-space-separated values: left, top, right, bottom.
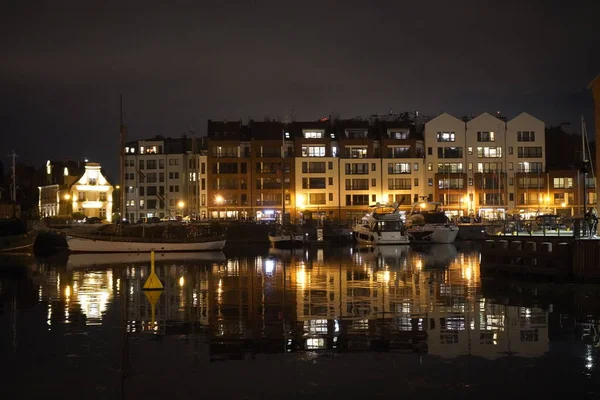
425, 112, 546, 219
123, 136, 206, 222
205, 116, 425, 222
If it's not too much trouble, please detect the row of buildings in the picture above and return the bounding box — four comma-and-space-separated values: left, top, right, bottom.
118, 112, 596, 223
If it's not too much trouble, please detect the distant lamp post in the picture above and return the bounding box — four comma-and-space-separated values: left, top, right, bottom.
215, 195, 224, 220
64, 194, 71, 200
178, 201, 185, 216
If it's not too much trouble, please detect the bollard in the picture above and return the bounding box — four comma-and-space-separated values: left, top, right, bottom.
497, 240, 509, 264
540, 242, 552, 252
525, 241, 537, 267
510, 241, 522, 265
556, 242, 570, 275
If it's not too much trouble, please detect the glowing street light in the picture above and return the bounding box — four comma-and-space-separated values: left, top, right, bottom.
64, 194, 71, 200
178, 201, 185, 209
215, 195, 224, 219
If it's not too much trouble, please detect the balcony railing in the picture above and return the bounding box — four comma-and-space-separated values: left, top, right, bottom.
302, 167, 326, 173
388, 185, 411, 190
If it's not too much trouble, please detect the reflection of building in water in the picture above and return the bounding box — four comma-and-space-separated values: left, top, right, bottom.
34, 262, 115, 326
73, 270, 113, 325
118, 247, 548, 359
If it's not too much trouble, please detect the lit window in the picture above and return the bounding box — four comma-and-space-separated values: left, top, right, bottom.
140, 146, 145, 154
303, 131, 323, 139
284, 132, 290, 139
125, 147, 130, 153
64, 167, 69, 176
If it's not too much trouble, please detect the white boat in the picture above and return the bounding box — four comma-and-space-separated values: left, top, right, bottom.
404, 201, 459, 244
66, 233, 226, 253
268, 226, 304, 248
67, 251, 226, 268
352, 203, 410, 245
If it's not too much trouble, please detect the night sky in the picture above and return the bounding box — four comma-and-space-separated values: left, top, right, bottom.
1, 0, 599, 179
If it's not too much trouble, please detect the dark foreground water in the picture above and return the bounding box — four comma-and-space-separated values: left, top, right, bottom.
1, 243, 600, 399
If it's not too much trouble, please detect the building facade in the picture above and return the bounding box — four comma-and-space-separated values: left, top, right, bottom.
122, 111, 596, 223
123, 136, 207, 222
39, 161, 114, 221
424, 112, 547, 219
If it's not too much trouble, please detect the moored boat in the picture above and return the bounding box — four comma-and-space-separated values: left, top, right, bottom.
65, 233, 225, 252
268, 226, 304, 248
352, 202, 410, 245
404, 200, 458, 244
0, 229, 38, 253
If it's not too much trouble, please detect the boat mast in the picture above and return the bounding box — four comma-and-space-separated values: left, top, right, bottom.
120, 95, 126, 221
8, 150, 18, 217
281, 125, 285, 224
582, 115, 589, 219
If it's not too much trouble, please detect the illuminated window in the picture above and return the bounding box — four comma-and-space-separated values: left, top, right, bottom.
303, 131, 323, 139
301, 145, 325, 157
477, 131, 495, 142
476, 147, 502, 158
388, 163, 411, 174
140, 146, 145, 154
436, 131, 455, 142
64, 167, 69, 176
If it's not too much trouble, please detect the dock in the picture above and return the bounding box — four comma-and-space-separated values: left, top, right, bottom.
481, 237, 600, 280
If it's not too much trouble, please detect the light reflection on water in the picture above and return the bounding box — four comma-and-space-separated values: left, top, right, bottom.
2, 245, 600, 369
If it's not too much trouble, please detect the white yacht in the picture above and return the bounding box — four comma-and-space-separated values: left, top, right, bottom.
352, 203, 410, 245
404, 201, 459, 244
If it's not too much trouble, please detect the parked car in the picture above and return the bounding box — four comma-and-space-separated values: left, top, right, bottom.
85, 217, 102, 224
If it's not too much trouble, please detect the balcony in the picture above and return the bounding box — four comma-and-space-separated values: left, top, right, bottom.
388, 185, 411, 190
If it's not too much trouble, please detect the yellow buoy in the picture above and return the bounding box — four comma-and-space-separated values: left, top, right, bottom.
143, 250, 164, 290
143, 289, 162, 331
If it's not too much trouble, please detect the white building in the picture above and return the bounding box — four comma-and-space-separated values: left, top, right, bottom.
424, 112, 545, 218
39, 161, 114, 221
124, 136, 207, 222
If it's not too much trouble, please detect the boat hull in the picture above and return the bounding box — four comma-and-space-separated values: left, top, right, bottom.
0, 230, 38, 253
268, 234, 304, 248
66, 235, 226, 253
353, 227, 410, 245
406, 226, 459, 244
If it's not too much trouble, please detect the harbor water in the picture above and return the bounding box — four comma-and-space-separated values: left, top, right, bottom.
1, 244, 599, 399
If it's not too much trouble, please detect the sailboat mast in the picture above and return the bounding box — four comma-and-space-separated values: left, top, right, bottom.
120, 95, 126, 221
9, 150, 18, 217
281, 127, 285, 224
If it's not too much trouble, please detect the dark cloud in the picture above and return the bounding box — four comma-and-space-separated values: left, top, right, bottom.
1, 0, 599, 178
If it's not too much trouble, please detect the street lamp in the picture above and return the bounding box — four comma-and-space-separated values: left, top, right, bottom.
215, 195, 224, 220
178, 201, 185, 216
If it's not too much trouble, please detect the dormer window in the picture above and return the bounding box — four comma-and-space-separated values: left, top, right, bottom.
89, 177, 97, 185
303, 131, 323, 139
146, 146, 157, 154
140, 146, 145, 154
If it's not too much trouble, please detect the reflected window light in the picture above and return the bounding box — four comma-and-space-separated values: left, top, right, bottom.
265, 259, 275, 276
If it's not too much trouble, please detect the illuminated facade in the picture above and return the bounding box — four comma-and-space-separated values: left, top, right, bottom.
38, 160, 114, 221
424, 112, 547, 218
123, 136, 208, 221
120, 112, 596, 222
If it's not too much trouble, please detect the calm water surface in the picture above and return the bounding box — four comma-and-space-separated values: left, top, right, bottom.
1, 244, 600, 399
